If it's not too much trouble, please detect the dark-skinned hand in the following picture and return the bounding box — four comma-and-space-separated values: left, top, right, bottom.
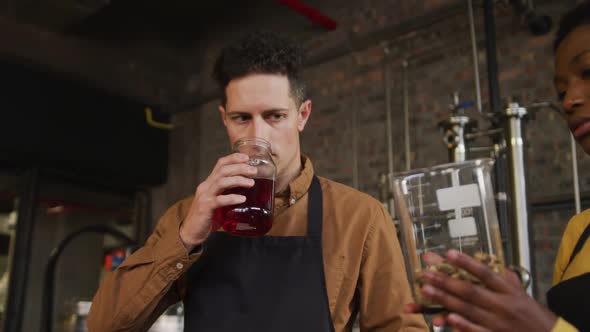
405, 249, 557, 332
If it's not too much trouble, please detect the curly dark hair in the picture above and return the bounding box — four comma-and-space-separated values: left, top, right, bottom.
554, 1, 590, 51
213, 31, 307, 106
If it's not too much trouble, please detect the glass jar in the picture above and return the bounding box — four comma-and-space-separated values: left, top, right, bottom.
392, 158, 506, 313
214, 137, 276, 237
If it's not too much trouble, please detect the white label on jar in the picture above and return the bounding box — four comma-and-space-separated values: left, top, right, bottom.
436, 184, 481, 211
448, 217, 478, 238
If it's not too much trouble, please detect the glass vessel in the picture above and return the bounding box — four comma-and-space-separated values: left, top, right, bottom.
214, 137, 276, 237
392, 158, 505, 312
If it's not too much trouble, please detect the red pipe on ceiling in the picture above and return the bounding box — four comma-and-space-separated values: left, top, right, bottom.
277, 0, 338, 30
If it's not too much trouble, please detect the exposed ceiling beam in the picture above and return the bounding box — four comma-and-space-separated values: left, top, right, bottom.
0, 16, 186, 109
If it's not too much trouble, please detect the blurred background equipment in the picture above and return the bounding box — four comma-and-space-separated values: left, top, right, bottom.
41, 225, 137, 332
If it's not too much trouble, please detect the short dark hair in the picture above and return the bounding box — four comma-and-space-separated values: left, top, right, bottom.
554, 1, 590, 51
213, 31, 307, 106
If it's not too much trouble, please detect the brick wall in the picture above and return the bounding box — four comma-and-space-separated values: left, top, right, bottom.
151, 0, 590, 302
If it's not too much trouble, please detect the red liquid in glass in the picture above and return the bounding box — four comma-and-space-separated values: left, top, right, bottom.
213, 178, 274, 237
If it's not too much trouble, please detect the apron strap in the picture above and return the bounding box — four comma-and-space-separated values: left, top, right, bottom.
305, 175, 335, 332
307, 176, 323, 238
565, 223, 590, 272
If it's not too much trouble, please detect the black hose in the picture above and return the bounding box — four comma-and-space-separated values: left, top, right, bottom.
483, 0, 502, 115
41, 225, 136, 332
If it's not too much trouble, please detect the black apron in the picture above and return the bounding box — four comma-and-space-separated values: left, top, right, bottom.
547, 223, 590, 332
183, 176, 336, 332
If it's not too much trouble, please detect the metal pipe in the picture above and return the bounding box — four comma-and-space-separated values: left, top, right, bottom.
571, 134, 581, 214
352, 97, 359, 189
468, 146, 495, 153
505, 103, 532, 295
525, 100, 580, 216
276, 0, 338, 30
483, 0, 502, 114
403, 60, 411, 171
452, 118, 468, 162
465, 128, 504, 140
494, 147, 514, 267
468, 0, 483, 113
4, 167, 40, 332
382, 56, 395, 214
384, 57, 395, 177
483, 0, 516, 276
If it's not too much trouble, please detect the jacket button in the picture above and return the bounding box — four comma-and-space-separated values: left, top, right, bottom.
176, 262, 184, 270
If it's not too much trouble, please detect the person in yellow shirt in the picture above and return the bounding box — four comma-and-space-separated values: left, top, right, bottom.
405, 1, 590, 331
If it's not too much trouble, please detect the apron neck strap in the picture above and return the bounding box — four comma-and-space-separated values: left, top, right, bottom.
565, 223, 590, 273
307, 176, 323, 238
